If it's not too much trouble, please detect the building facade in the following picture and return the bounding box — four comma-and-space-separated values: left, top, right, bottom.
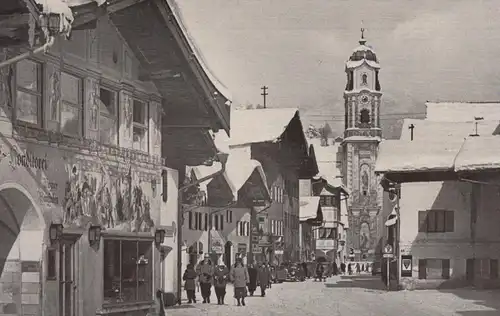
341, 32, 383, 263
0, 0, 232, 315
376, 103, 500, 290
0, 14, 164, 316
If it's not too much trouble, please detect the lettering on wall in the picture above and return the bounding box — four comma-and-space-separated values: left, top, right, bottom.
39, 180, 59, 205
10, 149, 48, 170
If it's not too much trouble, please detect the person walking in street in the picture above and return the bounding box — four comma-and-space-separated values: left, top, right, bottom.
183, 264, 198, 304
230, 258, 249, 306
246, 263, 258, 296
341, 262, 346, 275
356, 262, 361, 274
257, 263, 271, 297
348, 263, 352, 275
266, 263, 273, 288
196, 256, 214, 303
213, 263, 229, 305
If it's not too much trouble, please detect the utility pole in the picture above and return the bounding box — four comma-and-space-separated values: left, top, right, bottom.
408, 124, 415, 141
261, 86, 268, 108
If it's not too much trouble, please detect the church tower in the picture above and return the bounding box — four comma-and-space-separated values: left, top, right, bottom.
342, 28, 382, 262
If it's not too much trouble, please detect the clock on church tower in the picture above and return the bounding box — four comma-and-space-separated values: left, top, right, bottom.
341, 28, 382, 262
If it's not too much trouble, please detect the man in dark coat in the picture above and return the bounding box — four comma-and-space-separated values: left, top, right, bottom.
247, 264, 258, 296
196, 257, 214, 303
257, 263, 271, 297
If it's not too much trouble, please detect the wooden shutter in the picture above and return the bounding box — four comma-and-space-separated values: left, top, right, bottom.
466, 258, 474, 281
220, 215, 224, 231
214, 215, 219, 230
204, 213, 208, 231
418, 211, 427, 232
418, 259, 427, 279
188, 212, 193, 230
445, 211, 454, 232
442, 259, 450, 279
490, 259, 499, 279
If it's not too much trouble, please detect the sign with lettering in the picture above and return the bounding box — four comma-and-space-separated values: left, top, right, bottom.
10, 149, 48, 170
401, 255, 412, 277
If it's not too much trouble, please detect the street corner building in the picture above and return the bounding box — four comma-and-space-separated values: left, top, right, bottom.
375, 103, 500, 290
0, 0, 232, 315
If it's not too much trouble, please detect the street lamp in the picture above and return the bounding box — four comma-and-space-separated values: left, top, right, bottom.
155, 228, 166, 246
88, 225, 102, 246
49, 223, 63, 245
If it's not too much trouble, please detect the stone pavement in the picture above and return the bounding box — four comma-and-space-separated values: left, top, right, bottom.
166, 275, 500, 316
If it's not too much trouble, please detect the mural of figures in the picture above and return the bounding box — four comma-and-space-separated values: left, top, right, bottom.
359, 163, 370, 196
359, 222, 371, 251
62, 163, 155, 232
49, 67, 60, 121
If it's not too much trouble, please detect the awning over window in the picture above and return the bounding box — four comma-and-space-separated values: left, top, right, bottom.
299, 196, 321, 221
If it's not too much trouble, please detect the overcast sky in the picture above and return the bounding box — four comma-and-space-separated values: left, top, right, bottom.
176, 0, 500, 135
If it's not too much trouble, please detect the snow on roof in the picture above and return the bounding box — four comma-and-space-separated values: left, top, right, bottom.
307, 138, 344, 188
228, 108, 299, 146
299, 196, 321, 221
345, 59, 380, 69
454, 136, 500, 172
189, 149, 270, 199
167, 0, 232, 102
425, 101, 500, 122
400, 118, 500, 141
375, 139, 465, 174
352, 44, 376, 54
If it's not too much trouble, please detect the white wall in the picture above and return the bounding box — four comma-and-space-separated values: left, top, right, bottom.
161, 168, 179, 294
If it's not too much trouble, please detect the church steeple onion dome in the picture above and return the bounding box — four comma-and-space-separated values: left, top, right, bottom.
346, 28, 380, 69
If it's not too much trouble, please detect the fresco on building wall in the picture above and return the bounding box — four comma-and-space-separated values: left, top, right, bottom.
359, 221, 371, 251
0, 50, 12, 117
62, 164, 154, 232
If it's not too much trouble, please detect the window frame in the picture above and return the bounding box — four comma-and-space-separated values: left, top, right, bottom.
132, 98, 149, 152
15, 59, 43, 128
419, 210, 454, 233
60, 71, 84, 137
102, 238, 154, 305
98, 85, 119, 146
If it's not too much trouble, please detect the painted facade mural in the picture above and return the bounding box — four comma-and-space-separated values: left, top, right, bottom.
62, 163, 155, 232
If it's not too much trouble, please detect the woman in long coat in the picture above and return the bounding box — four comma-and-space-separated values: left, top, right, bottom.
257, 263, 271, 297
246, 264, 258, 296
230, 259, 249, 306
213, 263, 230, 305
196, 257, 214, 303
182, 264, 198, 303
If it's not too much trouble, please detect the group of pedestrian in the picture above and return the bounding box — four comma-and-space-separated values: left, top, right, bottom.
182, 255, 273, 307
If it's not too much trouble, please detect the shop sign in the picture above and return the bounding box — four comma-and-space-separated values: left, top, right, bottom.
10, 149, 48, 170
237, 243, 247, 254
401, 255, 412, 277
210, 231, 224, 254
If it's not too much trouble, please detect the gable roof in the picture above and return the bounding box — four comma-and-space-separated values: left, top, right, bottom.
425, 101, 500, 122
228, 108, 300, 146
400, 118, 500, 141
454, 136, 500, 172
307, 138, 344, 188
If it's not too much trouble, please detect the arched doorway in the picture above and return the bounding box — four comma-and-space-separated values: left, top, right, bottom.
0, 185, 45, 315
224, 241, 233, 268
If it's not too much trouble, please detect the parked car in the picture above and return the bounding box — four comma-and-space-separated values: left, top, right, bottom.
286, 264, 306, 282
276, 265, 287, 283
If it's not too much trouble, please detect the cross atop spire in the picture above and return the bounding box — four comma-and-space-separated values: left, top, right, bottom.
359, 20, 367, 45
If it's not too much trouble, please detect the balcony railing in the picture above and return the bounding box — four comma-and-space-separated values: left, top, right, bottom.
315, 239, 337, 250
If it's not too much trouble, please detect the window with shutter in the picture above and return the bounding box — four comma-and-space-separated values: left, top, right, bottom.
445, 211, 454, 232
204, 213, 208, 231
198, 213, 203, 230
466, 258, 475, 281
490, 259, 498, 279
418, 259, 427, 279
220, 215, 224, 231
427, 211, 436, 232
193, 213, 198, 230
214, 215, 219, 230
418, 211, 427, 232
188, 212, 193, 230
442, 259, 450, 279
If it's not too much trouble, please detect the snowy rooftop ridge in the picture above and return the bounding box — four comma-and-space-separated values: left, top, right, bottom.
346, 59, 380, 69
228, 108, 300, 146
425, 101, 500, 122
454, 136, 500, 172
299, 196, 321, 221
166, 0, 232, 102
352, 44, 376, 54
400, 118, 500, 141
